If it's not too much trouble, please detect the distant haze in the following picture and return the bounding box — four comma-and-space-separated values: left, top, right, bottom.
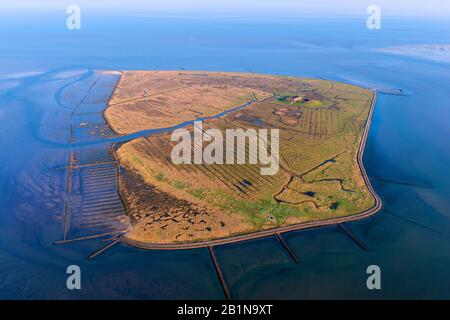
1, 0, 450, 17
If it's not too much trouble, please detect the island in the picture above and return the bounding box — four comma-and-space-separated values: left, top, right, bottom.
104, 71, 381, 248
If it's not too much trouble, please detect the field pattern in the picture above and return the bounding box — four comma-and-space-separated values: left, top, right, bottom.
107, 71, 377, 244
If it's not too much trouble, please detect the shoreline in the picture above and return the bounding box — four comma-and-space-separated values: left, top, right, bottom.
104, 72, 381, 250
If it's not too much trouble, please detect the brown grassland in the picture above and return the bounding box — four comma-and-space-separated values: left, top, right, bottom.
106, 71, 376, 244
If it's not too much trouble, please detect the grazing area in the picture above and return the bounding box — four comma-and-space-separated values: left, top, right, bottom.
105, 71, 272, 133
107, 71, 378, 245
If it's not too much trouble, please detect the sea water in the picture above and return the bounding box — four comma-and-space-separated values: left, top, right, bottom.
0, 12, 449, 299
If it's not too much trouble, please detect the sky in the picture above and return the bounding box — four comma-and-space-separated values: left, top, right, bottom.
1, 0, 450, 17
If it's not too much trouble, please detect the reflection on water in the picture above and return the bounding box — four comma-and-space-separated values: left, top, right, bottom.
0, 14, 449, 299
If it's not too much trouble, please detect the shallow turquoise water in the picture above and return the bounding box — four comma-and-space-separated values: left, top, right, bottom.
0, 13, 449, 299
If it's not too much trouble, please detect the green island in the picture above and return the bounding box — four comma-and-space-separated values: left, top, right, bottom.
104, 71, 380, 247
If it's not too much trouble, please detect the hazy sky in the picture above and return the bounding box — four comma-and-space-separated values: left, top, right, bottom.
1, 0, 450, 17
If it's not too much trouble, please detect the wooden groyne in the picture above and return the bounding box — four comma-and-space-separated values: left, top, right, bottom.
275, 233, 299, 264
208, 246, 231, 300
338, 223, 367, 251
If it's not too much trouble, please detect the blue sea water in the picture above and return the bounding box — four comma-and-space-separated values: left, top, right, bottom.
0, 11, 449, 299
